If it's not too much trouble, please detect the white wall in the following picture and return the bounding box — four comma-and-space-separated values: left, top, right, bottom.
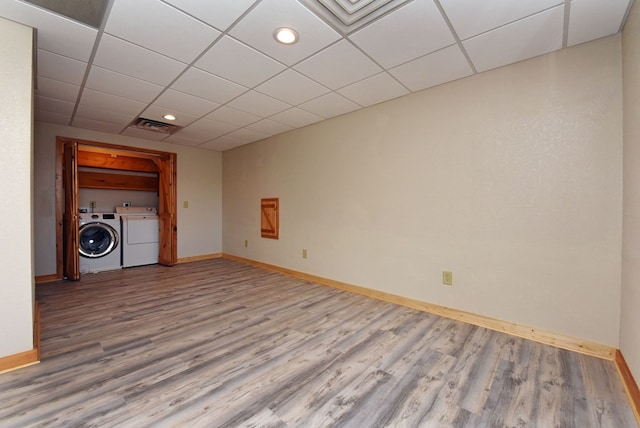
34, 122, 223, 276
622, 0, 640, 387
78, 187, 158, 214
223, 36, 623, 346
0, 17, 34, 357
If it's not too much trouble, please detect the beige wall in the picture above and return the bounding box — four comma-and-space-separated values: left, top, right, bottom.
622, 0, 640, 387
0, 17, 34, 357
34, 122, 223, 276
223, 36, 623, 346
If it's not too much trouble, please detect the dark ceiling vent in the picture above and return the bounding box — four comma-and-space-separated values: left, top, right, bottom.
24, 0, 109, 28
130, 117, 182, 135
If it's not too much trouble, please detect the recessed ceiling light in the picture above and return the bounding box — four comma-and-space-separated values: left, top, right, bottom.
274, 27, 299, 45
163, 114, 176, 121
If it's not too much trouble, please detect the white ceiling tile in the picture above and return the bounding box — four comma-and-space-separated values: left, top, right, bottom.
37, 77, 80, 103
349, 0, 455, 68
164, 0, 258, 31
12, 0, 631, 146
294, 40, 382, 89
338, 72, 409, 107
199, 136, 246, 151
73, 117, 126, 134
105, 0, 220, 64
0, 0, 97, 61
35, 110, 71, 125
163, 133, 204, 147
171, 68, 248, 104
121, 127, 170, 141
270, 107, 324, 128
229, 0, 341, 66
439, 0, 563, 40
298, 92, 361, 118
245, 119, 293, 136
85, 66, 164, 103
93, 34, 186, 86
36, 95, 74, 115
177, 118, 239, 141
227, 91, 292, 117
226, 128, 269, 143
79, 88, 147, 116
389, 45, 474, 92
206, 106, 261, 127
568, 0, 630, 47
195, 36, 286, 87
37, 49, 87, 85
153, 89, 220, 118
255, 70, 329, 105
75, 104, 134, 125
140, 105, 198, 127
464, 5, 564, 73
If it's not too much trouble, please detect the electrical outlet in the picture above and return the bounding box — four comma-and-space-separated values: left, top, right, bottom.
442, 271, 453, 286
183, 201, 189, 209
89, 201, 96, 209
302, 249, 307, 259
244, 240, 248, 248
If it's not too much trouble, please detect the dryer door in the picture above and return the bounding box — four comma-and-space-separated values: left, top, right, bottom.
79, 222, 119, 258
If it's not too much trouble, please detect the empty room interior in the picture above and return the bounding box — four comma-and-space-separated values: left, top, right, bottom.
1, 0, 640, 426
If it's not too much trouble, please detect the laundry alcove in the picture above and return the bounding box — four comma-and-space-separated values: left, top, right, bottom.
57, 136, 177, 280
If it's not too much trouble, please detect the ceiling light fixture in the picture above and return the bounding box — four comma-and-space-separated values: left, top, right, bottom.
163, 114, 176, 121
274, 27, 299, 45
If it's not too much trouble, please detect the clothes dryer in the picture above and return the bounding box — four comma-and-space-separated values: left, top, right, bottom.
116, 207, 159, 268
78, 212, 122, 273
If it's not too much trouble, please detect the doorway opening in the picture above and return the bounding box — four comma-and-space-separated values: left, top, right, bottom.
55, 136, 177, 280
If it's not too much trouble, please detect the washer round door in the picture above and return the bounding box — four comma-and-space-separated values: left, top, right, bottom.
79, 222, 119, 258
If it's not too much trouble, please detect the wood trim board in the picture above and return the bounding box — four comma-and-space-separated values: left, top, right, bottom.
35, 273, 62, 284
615, 350, 640, 424
221, 253, 616, 360
78, 171, 158, 192
34, 302, 40, 361
177, 253, 222, 264
0, 349, 39, 374
0, 301, 42, 373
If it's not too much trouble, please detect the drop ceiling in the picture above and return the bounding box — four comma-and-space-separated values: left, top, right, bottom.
0, 0, 633, 151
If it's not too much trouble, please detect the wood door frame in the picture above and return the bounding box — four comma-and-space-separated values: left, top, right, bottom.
54, 136, 177, 280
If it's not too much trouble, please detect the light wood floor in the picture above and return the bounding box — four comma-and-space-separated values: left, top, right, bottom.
0, 258, 636, 427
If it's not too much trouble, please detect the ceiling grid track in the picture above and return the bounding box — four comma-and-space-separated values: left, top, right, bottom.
562, 0, 571, 48
67, 0, 114, 127
432, 0, 477, 75
7, 0, 631, 151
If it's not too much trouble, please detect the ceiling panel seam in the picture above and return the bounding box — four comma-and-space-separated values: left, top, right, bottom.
432, 0, 477, 74
68, 0, 115, 127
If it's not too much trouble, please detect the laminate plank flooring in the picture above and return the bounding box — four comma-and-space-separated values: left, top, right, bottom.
0, 259, 636, 427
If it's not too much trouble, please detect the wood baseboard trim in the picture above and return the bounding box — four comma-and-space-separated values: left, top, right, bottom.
177, 253, 223, 264
35, 273, 62, 284
0, 302, 42, 374
0, 349, 39, 374
34, 301, 41, 361
222, 254, 616, 360
615, 350, 640, 423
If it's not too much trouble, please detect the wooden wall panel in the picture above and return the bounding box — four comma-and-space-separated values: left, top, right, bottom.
261, 198, 279, 239
78, 171, 158, 192
77, 150, 159, 172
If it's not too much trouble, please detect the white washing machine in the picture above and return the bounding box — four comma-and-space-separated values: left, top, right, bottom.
78, 212, 122, 274
116, 207, 159, 268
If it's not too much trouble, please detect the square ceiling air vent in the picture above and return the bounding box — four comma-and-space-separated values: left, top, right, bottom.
130, 117, 182, 135
300, 0, 412, 34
